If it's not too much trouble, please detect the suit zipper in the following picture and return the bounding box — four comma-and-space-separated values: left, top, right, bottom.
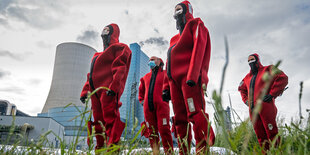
147, 68, 159, 112
167, 44, 176, 79
249, 73, 257, 110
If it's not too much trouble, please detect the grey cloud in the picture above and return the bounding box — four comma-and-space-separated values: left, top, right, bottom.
0, 69, 10, 79
0, 17, 8, 25
36, 41, 52, 49
139, 37, 169, 55
0, 50, 22, 60
0, 50, 32, 61
0, 86, 25, 94
0, 0, 66, 29
6, 5, 62, 29
195, 0, 310, 48
139, 37, 168, 47
26, 78, 41, 85
154, 28, 159, 33
0, 0, 13, 11
302, 80, 310, 107
76, 28, 99, 45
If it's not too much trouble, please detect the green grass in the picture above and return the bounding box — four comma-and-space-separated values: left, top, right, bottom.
1, 87, 309, 155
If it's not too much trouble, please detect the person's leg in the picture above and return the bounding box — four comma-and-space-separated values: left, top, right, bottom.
100, 93, 125, 146
157, 100, 173, 154
181, 79, 215, 153
144, 103, 160, 154
260, 101, 280, 150
170, 80, 192, 155
90, 94, 106, 149
251, 112, 269, 150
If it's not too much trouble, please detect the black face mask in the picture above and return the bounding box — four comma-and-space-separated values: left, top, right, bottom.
101, 34, 110, 50
174, 3, 187, 34
175, 15, 186, 34
249, 62, 258, 74
101, 25, 114, 50
152, 65, 160, 71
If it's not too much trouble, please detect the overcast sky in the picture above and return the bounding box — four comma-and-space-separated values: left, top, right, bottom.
0, 0, 309, 124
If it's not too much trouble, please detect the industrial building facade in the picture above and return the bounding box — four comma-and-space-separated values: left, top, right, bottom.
0, 115, 64, 148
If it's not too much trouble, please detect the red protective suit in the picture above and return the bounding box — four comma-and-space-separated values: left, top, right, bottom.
138, 59, 173, 153
238, 53, 288, 150
164, 1, 215, 154
81, 23, 132, 149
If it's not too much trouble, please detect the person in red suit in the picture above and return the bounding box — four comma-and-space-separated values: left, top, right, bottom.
238, 53, 288, 150
139, 56, 173, 154
80, 23, 132, 150
162, 1, 215, 154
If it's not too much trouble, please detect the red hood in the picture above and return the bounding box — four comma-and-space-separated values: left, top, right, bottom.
250, 53, 263, 68
177, 0, 194, 22
107, 23, 120, 45
159, 58, 164, 71
159, 58, 164, 66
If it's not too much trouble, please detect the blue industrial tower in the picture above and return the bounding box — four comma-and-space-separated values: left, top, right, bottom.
119, 43, 149, 139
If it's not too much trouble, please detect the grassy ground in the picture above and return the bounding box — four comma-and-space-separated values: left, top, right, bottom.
1, 85, 309, 155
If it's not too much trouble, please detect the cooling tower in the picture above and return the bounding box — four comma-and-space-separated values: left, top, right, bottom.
41, 42, 96, 113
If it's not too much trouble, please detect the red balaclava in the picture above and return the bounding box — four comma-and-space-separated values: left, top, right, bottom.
173, 0, 194, 33
101, 23, 120, 50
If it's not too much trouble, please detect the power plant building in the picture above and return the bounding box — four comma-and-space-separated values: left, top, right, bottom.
41, 42, 96, 113
37, 42, 149, 146
38, 42, 96, 148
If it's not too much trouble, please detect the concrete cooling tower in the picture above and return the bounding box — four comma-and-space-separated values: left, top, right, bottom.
41, 42, 96, 113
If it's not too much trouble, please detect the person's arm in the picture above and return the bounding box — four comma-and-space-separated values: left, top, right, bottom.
138, 78, 145, 105
80, 73, 90, 103
163, 70, 170, 92
269, 67, 288, 98
109, 46, 132, 93
238, 79, 249, 106
162, 69, 171, 102
186, 20, 209, 85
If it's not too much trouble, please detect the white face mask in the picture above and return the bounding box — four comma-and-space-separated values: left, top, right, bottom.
173, 8, 183, 19
248, 59, 256, 64
102, 29, 109, 35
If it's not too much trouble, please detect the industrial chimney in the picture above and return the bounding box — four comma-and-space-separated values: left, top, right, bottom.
41, 42, 96, 113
